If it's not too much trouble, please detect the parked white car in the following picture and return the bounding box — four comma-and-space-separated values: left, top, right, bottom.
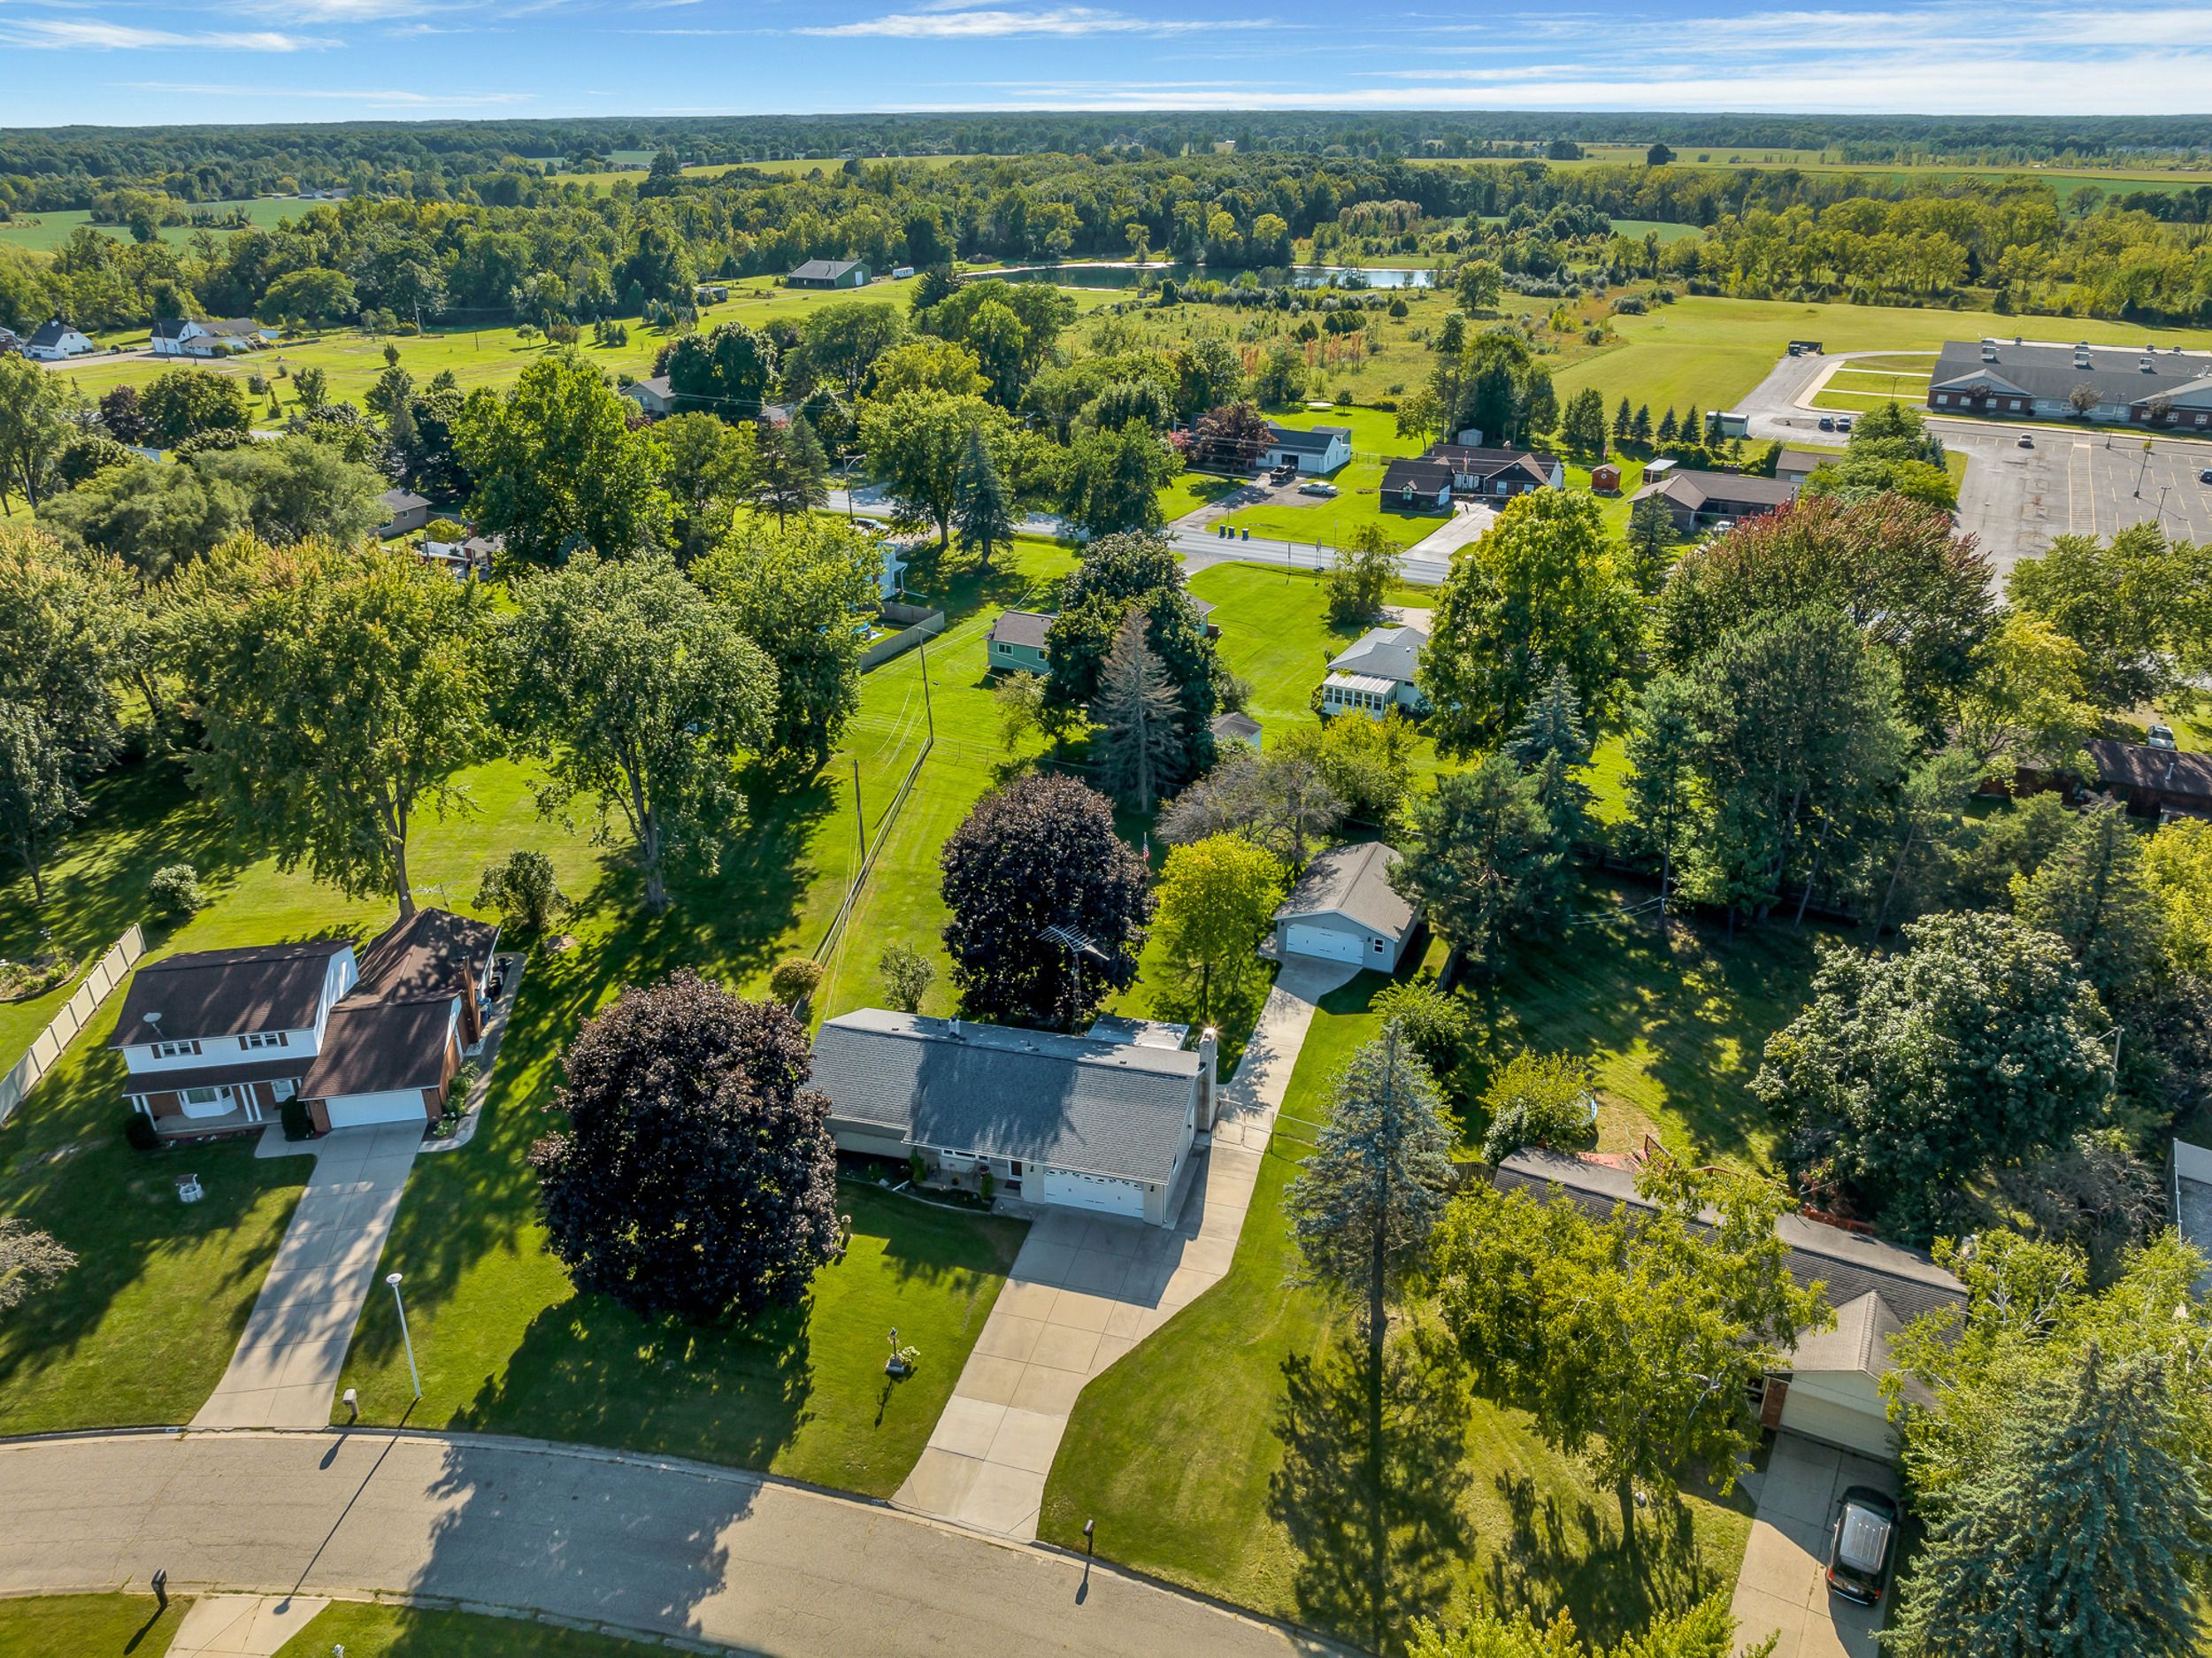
1298, 481, 1339, 497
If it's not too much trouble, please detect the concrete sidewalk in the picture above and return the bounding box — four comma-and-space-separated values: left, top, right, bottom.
895, 958, 1356, 1540
0, 1430, 1327, 1658
1729, 1434, 1894, 1658
191, 1123, 421, 1431
166, 1593, 328, 1656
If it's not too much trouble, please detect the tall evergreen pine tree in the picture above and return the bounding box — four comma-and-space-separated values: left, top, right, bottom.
1887, 1347, 2203, 1658
952, 425, 1016, 572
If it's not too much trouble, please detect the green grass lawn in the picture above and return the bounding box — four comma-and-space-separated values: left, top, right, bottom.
1826, 367, 1932, 395
1217, 461, 1444, 553
1041, 954, 1756, 1647
278, 1601, 665, 1656
35, 278, 1118, 430
0, 198, 296, 254
0, 1593, 188, 1656
1557, 294, 2212, 426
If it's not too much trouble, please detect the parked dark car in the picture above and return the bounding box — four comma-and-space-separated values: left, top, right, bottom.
1817, 416, 1835, 432
2197, 466, 2212, 484
1826, 1485, 1899, 1605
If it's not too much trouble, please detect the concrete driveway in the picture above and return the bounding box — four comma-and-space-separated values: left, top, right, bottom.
1730, 1434, 1896, 1658
190, 1123, 422, 1431
895, 956, 1357, 1539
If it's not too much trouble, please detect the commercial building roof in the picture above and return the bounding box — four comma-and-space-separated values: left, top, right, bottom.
112, 940, 351, 1048
1931, 338, 2212, 410
1276, 841, 1415, 938
810, 1008, 1199, 1184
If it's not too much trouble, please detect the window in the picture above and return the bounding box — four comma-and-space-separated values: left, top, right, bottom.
150, 1039, 202, 1059
180, 1086, 223, 1105
271, 1078, 296, 1101
243, 1032, 289, 1050
1933, 393, 1948, 405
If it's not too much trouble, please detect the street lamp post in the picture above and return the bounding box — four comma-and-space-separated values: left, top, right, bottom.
387, 1271, 421, 1401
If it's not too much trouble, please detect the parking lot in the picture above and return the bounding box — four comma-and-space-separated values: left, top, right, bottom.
1737, 351, 2212, 580
1947, 425, 2212, 578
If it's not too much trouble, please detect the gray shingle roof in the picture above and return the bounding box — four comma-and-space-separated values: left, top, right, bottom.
1265, 424, 1350, 456
989, 609, 1056, 651
810, 1009, 1199, 1183
789, 258, 863, 282
1493, 1150, 1968, 1347
1327, 623, 1425, 684
1276, 841, 1416, 937
1381, 458, 1453, 496
1932, 338, 2212, 410
1639, 469, 1800, 512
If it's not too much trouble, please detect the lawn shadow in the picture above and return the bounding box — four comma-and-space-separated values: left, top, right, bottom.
1454, 874, 1822, 1166
445, 1287, 816, 1473
1265, 1325, 1475, 1656
1483, 1465, 1727, 1644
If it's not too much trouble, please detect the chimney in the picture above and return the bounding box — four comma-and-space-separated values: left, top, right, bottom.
1195, 1026, 1220, 1132
947, 1017, 962, 1040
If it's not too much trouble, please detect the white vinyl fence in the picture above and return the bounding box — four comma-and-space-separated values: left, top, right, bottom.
0, 925, 145, 1127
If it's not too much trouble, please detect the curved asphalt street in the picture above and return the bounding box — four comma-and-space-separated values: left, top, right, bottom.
0, 1428, 1335, 1657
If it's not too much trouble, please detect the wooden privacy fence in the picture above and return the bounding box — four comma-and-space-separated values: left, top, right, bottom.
0, 925, 145, 1128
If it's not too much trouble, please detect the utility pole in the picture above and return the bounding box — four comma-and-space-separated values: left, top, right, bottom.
852, 758, 867, 857
918, 637, 935, 738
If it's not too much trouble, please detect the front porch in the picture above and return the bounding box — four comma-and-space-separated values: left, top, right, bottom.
147, 1101, 268, 1140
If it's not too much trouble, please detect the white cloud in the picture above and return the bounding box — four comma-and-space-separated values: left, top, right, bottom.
2, 18, 330, 49
796, 6, 1267, 37
116, 80, 529, 100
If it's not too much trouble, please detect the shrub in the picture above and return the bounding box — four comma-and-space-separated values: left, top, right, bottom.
148, 863, 206, 921
769, 956, 824, 1007
1372, 980, 1470, 1072
879, 943, 935, 1014
1479, 1050, 1595, 1163
474, 849, 565, 935
123, 1112, 160, 1152
280, 1096, 314, 1141
423, 517, 467, 543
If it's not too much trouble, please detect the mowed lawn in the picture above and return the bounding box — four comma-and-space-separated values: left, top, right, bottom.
275, 1603, 670, 1657
1041, 951, 1759, 1647
0, 1593, 189, 1656
0, 198, 296, 254
1556, 294, 2212, 424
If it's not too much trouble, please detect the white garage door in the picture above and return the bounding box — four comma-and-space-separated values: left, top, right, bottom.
1285, 922, 1364, 963
1040, 1167, 1146, 1218
323, 1089, 428, 1129
1780, 1388, 1896, 1462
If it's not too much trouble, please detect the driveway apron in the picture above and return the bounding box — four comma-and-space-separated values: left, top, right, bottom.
1730, 1433, 1896, 1658
191, 1124, 422, 1431
894, 957, 1357, 1540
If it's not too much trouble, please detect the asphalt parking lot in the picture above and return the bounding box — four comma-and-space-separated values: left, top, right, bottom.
1949, 426, 2212, 577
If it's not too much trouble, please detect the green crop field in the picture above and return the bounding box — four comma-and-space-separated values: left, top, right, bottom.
1431, 145, 2212, 203
1608, 218, 1704, 244
0, 198, 298, 253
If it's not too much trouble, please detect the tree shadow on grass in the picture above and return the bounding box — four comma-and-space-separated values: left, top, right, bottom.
446, 1286, 817, 1474
1266, 1326, 1475, 1656
1483, 1467, 1732, 1646
1455, 874, 1824, 1165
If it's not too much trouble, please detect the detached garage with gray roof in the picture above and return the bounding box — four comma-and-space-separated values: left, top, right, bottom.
810, 1009, 1216, 1224
1273, 841, 1420, 970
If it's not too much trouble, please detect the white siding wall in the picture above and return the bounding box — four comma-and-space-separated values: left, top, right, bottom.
1779, 1370, 1896, 1462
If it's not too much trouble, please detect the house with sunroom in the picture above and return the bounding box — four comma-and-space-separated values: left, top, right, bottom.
111, 908, 501, 1139
810, 1009, 1218, 1225
1319, 620, 1426, 719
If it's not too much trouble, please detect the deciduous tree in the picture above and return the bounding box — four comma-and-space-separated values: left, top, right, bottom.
533, 971, 839, 1322
503, 552, 775, 911
1153, 833, 1286, 1022
1418, 490, 1642, 754
1754, 910, 2114, 1240
940, 771, 1151, 1028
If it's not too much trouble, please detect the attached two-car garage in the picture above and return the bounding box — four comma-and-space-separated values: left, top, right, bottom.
1282, 923, 1365, 963
320, 1089, 434, 1129
1039, 1167, 1148, 1218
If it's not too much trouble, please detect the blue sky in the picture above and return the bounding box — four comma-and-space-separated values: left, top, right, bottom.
1, 0, 2208, 127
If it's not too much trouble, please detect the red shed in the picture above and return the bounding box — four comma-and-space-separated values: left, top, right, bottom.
1590, 463, 1622, 495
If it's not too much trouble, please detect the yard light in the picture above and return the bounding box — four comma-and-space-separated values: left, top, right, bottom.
387, 1272, 421, 1401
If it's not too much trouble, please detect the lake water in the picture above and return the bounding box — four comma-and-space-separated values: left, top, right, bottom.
987, 262, 1436, 290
